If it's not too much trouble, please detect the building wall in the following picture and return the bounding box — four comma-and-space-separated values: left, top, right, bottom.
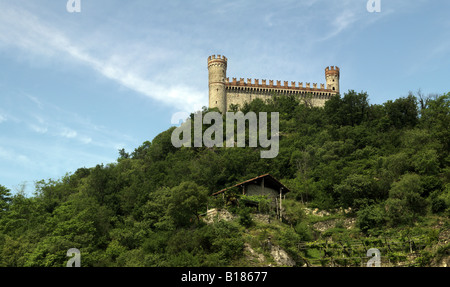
226, 90, 272, 109
208, 55, 227, 113
245, 184, 279, 201
208, 55, 340, 113
226, 89, 330, 109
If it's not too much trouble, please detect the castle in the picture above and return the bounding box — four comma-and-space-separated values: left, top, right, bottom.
208, 55, 340, 113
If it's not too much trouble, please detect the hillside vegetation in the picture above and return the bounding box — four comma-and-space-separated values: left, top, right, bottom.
0, 90, 449, 267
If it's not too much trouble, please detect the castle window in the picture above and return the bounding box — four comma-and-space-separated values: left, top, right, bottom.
332, 87, 335, 91
216, 101, 217, 104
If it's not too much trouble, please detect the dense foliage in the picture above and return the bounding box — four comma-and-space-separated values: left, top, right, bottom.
0, 90, 448, 266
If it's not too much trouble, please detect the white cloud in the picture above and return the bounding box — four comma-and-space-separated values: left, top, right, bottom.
311, 1, 395, 43
27, 95, 44, 109
0, 114, 6, 123
29, 124, 48, 134
60, 128, 78, 139
80, 136, 93, 144
0, 4, 205, 114
314, 6, 359, 42
27, 114, 48, 134
0, 146, 31, 166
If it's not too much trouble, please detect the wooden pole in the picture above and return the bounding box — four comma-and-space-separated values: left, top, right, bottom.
275, 197, 279, 219
279, 188, 282, 221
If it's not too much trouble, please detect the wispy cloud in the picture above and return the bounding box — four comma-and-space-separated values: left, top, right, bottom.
317, 8, 358, 42
0, 136, 116, 195
311, 1, 396, 43
2, 91, 132, 150
0, 3, 205, 114
27, 114, 48, 134
0, 146, 31, 166
26, 95, 44, 110
29, 124, 48, 134
59, 127, 78, 139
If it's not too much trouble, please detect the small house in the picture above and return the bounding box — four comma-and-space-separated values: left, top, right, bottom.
211, 174, 290, 219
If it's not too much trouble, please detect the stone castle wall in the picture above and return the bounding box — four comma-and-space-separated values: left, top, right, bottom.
208, 55, 340, 112
225, 79, 334, 108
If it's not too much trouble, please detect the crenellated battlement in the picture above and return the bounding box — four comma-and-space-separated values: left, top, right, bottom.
208, 55, 340, 112
325, 66, 340, 75
225, 77, 333, 92
208, 54, 228, 64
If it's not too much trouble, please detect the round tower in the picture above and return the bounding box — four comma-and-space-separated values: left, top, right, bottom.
208, 55, 227, 113
325, 66, 340, 93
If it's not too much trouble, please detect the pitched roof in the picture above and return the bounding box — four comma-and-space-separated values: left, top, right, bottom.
212, 173, 290, 196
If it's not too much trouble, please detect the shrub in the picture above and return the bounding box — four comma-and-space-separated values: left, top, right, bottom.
357, 204, 386, 233
238, 207, 254, 228
385, 198, 413, 226
294, 222, 313, 241
431, 197, 447, 214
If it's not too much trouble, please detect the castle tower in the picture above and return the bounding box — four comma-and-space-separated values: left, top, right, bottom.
208, 55, 227, 113
325, 66, 340, 93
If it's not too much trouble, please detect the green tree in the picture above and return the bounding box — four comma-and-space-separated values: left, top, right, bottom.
290, 150, 313, 203
0, 191, 48, 237
357, 203, 386, 234
324, 90, 369, 126
282, 199, 307, 226
48, 192, 112, 247
335, 174, 375, 210
420, 93, 450, 163
167, 181, 208, 227
388, 173, 428, 224
238, 206, 253, 228
384, 94, 418, 129
0, 185, 12, 213
229, 103, 240, 113
241, 98, 267, 114
141, 187, 175, 231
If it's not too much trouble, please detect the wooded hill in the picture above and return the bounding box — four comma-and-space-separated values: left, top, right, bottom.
0, 90, 449, 267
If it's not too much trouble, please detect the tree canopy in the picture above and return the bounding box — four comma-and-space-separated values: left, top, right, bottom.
0, 91, 448, 266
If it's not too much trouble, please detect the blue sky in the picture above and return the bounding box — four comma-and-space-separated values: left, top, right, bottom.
0, 0, 449, 195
